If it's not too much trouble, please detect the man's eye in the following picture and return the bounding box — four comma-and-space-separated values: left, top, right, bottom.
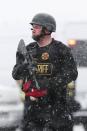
32, 25, 42, 29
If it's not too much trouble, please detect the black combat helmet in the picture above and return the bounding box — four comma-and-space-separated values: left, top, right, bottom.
30, 13, 56, 32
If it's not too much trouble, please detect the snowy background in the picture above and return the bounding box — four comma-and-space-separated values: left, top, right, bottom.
73, 125, 84, 131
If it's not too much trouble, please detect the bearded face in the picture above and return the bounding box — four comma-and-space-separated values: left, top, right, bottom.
31, 24, 43, 41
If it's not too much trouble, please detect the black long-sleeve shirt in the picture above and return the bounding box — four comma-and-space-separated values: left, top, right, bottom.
12, 39, 78, 125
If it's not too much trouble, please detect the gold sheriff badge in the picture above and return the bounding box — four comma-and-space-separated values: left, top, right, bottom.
41, 52, 49, 60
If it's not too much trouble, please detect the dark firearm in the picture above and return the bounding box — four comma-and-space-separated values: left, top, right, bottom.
17, 39, 40, 89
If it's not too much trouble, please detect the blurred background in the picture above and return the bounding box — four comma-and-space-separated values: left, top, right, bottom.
0, 0, 87, 130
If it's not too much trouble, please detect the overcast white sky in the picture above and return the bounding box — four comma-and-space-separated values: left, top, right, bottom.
0, 0, 87, 21
0, 0, 87, 37
0, 0, 87, 86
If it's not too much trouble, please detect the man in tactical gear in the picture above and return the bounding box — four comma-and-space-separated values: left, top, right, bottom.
12, 13, 78, 131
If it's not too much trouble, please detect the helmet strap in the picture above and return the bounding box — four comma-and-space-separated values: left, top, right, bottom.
41, 27, 52, 35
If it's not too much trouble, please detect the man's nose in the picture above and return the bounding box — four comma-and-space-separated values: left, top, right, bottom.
31, 28, 33, 30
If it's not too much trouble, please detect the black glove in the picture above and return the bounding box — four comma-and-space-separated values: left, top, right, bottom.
18, 62, 28, 72
12, 62, 29, 80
